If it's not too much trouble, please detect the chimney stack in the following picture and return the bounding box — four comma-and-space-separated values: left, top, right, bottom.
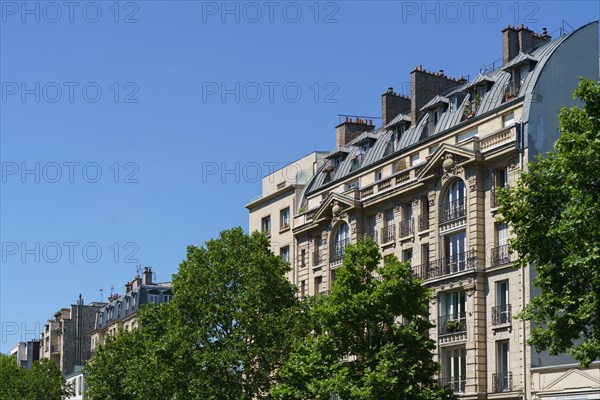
410, 66, 464, 125
335, 117, 375, 147
125, 282, 132, 294
503, 24, 551, 64
143, 267, 153, 285
381, 87, 411, 127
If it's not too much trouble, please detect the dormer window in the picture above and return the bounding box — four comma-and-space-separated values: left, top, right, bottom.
450, 96, 458, 112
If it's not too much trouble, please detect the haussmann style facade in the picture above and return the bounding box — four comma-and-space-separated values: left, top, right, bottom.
247, 23, 600, 399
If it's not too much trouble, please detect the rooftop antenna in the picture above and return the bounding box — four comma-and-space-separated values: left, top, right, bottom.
110, 285, 114, 298
136, 265, 142, 276
153, 271, 157, 282
99, 289, 104, 302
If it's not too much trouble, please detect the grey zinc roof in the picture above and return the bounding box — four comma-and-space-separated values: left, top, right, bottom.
500, 52, 539, 71
420, 95, 449, 111
385, 113, 411, 128
325, 146, 351, 159
350, 131, 379, 146
301, 26, 588, 197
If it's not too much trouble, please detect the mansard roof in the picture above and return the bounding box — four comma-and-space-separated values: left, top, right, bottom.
300, 23, 592, 202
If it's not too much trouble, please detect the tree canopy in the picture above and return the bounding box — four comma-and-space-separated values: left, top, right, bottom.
271, 239, 456, 400
0, 354, 73, 400
499, 78, 600, 366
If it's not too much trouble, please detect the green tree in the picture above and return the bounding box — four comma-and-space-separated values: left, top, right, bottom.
499, 78, 600, 366
271, 239, 456, 400
85, 227, 305, 399
0, 354, 72, 400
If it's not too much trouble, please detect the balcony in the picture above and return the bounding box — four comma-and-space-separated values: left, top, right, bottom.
380, 225, 396, 245
492, 371, 512, 392
440, 376, 466, 394
399, 219, 414, 238
492, 304, 512, 326
490, 244, 511, 266
490, 185, 509, 208
440, 198, 466, 223
364, 230, 378, 243
330, 238, 350, 261
412, 250, 477, 280
438, 313, 467, 336
312, 249, 323, 266
418, 213, 430, 231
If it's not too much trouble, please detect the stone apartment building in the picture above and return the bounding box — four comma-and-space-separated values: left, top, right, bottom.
39, 296, 105, 375
10, 340, 40, 369
91, 267, 172, 350
247, 22, 600, 399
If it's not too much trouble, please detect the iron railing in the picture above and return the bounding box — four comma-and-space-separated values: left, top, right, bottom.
439, 376, 466, 393
399, 219, 414, 237
492, 372, 512, 392
418, 212, 430, 231
312, 249, 322, 266
438, 313, 467, 335
492, 304, 512, 325
412, 250, 477, 280
331, 238, 350, 260
380, 225, 396, 244
491, 185, 509, 208
440, 198, 467, 223
491, 244, 511, 266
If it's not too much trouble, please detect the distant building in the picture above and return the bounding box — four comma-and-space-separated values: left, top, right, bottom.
91, 267, 172, 350
10, 340, 39, 369
39, 296, 106, 375
247, 22, 600, 399
65, 367, 86, 400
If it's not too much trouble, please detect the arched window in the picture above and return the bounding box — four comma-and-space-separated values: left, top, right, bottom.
331, 223, 350, 260
441, 180, 466, 222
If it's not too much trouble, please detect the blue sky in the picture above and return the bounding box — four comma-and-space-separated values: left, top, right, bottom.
1, 1, 598, 353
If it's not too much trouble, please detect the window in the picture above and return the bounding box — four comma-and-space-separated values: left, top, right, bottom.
493, 280, 511, 325
345, 179, 359, 191
125, 297, 130, 311
381, 209, 395, 244
280, 246, 290, 263
402, 248, 413, 265
117, 303, 122, 317
300, 280, 307, 298
445, 231, 467, 272
261, 216, 271, 234
331, 223, 350, 260
280, 208, 290, 229
374, 169, 382, 181
494, 340, 511, 392
300, 248, 306, 268
503, 112, 514, 127
439, 290, 467, 335
149, 294, 159, 305
495, 167, 508, 188
314, 276, 323, 295
410, 153, 421, 166
367, 215, 377, 241
450, 96, 458, 112
421, 243, 429, 265
400, 203, 413, 237
492, 222, 510, 266
429, 144, 439, 154
441, 180, 466, 222
164, 295, 173, 304
442, 347, 466, 393
457, 128, 478, 143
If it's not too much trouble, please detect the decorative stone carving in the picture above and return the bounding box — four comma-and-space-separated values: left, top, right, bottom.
509, 158, 519, 170
331, 200, 341, 216
468, 176, 477, 192
394, 202, 402, 214
351, 221, 357, 234
428, 192, 436, 207
441, 153, 464, 182
376, 209, 383, 220
321, 231, 328, 245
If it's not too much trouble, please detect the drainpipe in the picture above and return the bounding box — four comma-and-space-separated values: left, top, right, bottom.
518, 120, 527, 399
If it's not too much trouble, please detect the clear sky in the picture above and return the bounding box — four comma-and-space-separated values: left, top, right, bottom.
1, 0, 599, 353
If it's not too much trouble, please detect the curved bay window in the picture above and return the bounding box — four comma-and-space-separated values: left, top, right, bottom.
441, 180, 466, 223
331, 223, 350, 260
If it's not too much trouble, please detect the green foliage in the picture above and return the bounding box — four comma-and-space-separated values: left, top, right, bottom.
498, 78, 600, 366
85, 227, 305, 399
0, 354, 73, 400
271, 239, 457, 400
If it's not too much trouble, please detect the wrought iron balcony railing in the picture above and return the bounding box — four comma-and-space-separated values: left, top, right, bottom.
330, 238, 350, 260
399, 219, 414, 237
380, 225, 396, 244
438, 313, 467, 336
492, 304, 512, 325
312, 249, 322, 266
439, 376, 466, 393
492, 371, 512, 392
418, 212, 430, 231
412, 250, 477, 280
491, 244, 511, 266
440, 198, 467, 223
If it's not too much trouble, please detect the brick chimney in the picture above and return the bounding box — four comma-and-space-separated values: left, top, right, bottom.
125, 282, 132, 294
381, 88, 411, 127
335, 117, 375, 147
410, 66, 465, 125
143, 267, 153, 285
503, 24, 551, 64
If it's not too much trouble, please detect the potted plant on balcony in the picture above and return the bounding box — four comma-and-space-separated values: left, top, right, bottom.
445, 319, 462, 333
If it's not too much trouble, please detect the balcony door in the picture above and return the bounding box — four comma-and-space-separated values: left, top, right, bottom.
443, 346, 466, 393
446, 231, 466, 272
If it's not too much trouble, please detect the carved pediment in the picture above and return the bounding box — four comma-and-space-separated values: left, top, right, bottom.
311, 192, 361, 223
416, 144, 478, 182
541, 368, 600, 392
